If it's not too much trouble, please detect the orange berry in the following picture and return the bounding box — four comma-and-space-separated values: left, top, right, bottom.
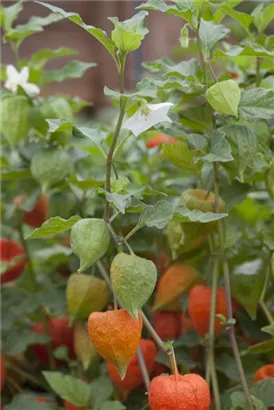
188, 285, 228, 337
107, 339, 156, 397
24, 195, 48, 227
0, 238, 26, 284
36, 397, 50, 403
152, 264, 200, 311
181, 312, 194, 334
14, 194, 48, 228
153, 311, 182, 341
31, 317, 74, 364
88, 309, 143, 378
64, 401, 85, 410
1, 355, 5, 391
254, 364, 274, 382
146, 134, 177, 149
149, 373, 210, 410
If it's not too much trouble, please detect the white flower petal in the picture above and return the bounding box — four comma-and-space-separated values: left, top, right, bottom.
4, 80, 18, 93
19, 66, 29, 83
6, 65, 19, 82
23, 82, 40, 96
122, 102, 174, 137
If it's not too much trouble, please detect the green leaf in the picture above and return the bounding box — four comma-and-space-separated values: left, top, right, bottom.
30, 47, 77, 69
229, 391, 267, 410
199, 18, 229, 58
162, 141, 199, 171
252, 3, 274, 33
220, 6, 253, 32
222, 125, 257, 181
105, 192, 130, 214
239, 89, 274, 121
200, 129, 233, 163
251, 379, 274, 408
100, 402, 126, 410
111, 253, 157, 320
213, 43, 274, 60
42, 60, 96, 84
109, 11, 149, 54
165, 59, 199, 79
180, 104, 213, 132
36, 2, 116, 59
89, 376, 113, 410
1, 169, 31, 181
206, 80, 240, 117
234, 198, 272, 223
104, 85, 157, 100
3, 327, 50, 355
174, 206, 228, 223
138, 200, 174, 230
0, 1, 23, 32
244, 339, 274, 355
0, 96, 30, 147
5, 13, 63, 44
26, 216, 81, 239
46, 119, 72, 135
261, 323, 274, 337
137, 0, 168, 12
3, 394, 55, 410
231, 273, 265, 320
43, 372, 91, 407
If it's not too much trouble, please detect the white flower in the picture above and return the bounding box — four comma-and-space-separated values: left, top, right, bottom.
4, 65, 40, 96
121, 102, 174, 137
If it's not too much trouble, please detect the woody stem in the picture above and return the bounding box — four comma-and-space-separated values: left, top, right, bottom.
206, 253, 221, 410
103, 56, 126, 223
213, 162, 254, 410
137, 346, 150, 391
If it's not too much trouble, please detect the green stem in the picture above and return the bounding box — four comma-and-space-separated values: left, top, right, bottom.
136, 346, 150, 391
103, 58, 126, 223
196, 25, 207, 86
18, 225, 37, 288
213, 163, 254, 410
256, 57, 261, 87
6, 360, 49, 390
11, 42, 20, 68
206, 255, 221, 410
260, 301, 274, 325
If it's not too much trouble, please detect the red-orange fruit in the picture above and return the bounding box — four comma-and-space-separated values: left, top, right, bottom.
14, 194, 48, 228
152, 263, 200, 311
107, 339, 156, 397
88, 309, 143, 378
36, 397, 50, 403
146, 134, 177, 149
0, 238, 26, 284
64, 401, 85, 410
0, 355, 5, 391
24, 195, 48, 227
31, 317, 74, 364
149, 373, 210, 410
153, 311, 182, 341
188, 285, 228, 337
181, 312, 194, 334
254, 364, 274, 382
